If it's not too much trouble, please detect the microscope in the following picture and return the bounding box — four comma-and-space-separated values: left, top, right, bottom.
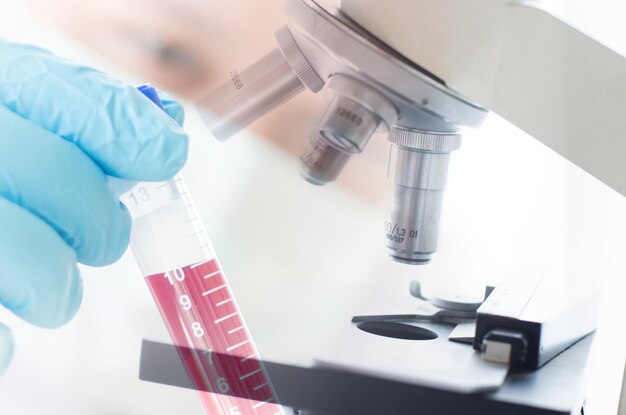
198, 0, 626, 267
187, 0, 625, 412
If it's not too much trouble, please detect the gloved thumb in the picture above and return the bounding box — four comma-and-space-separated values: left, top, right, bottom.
0, 323, 14, 375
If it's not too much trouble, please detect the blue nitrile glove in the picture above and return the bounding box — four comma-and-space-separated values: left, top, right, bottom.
0, 39, 189, 374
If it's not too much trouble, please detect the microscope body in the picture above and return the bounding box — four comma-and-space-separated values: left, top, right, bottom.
199, 0, 626, 264
342, 0, 626, 199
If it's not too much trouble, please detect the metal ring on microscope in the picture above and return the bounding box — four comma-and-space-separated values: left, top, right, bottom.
286, 0, 489, 130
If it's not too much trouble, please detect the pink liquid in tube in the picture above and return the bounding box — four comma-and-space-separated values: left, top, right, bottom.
122, 176, 284, 415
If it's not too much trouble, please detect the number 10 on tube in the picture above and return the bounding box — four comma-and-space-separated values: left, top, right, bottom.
121, 86, 284, 415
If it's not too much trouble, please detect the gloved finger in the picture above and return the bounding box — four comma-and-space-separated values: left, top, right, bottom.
105, 88, 184, 199
0, 197, 83, 329
157, 90, 186, 125
107, 176, 137, 200
0, 323, 14, 375
0, 40, 188, 182
0, 106, 131, 266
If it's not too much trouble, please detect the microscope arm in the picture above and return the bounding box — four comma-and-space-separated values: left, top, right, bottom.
342, 0, 626, 197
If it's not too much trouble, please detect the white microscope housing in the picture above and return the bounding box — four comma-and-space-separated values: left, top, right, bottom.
198, 0, 626, 265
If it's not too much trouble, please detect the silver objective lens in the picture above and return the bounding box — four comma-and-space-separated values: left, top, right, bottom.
300, 131, 351, 185
385, 128, 462, 264
300, 75, 397, 185
196, 26, 325, 141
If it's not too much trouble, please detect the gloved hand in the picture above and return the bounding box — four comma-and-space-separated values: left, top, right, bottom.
0, 40, 189, 374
